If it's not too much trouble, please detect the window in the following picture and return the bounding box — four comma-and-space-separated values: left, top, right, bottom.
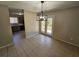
10, 17, 18, 24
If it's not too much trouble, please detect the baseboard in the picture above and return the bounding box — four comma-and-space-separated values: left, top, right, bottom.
0, 43, 13, 49
55, 38, 79, 48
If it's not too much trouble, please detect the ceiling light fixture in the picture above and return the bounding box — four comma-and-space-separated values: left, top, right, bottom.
38, 1, 48, 21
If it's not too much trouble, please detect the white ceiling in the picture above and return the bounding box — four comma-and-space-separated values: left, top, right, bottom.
0, 1, 79, 12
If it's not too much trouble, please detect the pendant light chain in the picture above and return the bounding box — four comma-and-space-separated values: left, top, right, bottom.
41, 1, 44, 17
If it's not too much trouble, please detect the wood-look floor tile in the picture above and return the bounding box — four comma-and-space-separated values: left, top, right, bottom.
7, 46, 18, 57
0, 48, 8, 57
0, 31, 79, 57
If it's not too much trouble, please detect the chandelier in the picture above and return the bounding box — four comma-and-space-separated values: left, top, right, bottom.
39, 1, 48, 21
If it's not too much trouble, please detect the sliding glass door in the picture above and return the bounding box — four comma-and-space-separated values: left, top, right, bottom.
40, 17, 53, 37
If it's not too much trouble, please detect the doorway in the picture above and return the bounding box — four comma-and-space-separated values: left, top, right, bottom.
40, 16, 54, 37
9, 8, 25, 34
47, 17, 53, 36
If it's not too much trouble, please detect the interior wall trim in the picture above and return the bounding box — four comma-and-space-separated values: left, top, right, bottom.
55, 38, 79, 48
0, 43, 13, 49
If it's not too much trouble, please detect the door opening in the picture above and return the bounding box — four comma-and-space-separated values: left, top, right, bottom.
9, 8, 25, 34
47, 18, 53, 36
39, 16, 54, 37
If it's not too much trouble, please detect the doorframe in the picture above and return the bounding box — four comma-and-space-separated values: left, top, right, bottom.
39, 15, 55, 38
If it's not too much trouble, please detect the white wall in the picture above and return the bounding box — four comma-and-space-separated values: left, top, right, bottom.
24, 10, 39, 38
0, 5, 12, 47
45, 7, 79, 47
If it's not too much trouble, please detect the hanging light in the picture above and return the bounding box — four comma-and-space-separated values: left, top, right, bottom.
39, 1, 47, 21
